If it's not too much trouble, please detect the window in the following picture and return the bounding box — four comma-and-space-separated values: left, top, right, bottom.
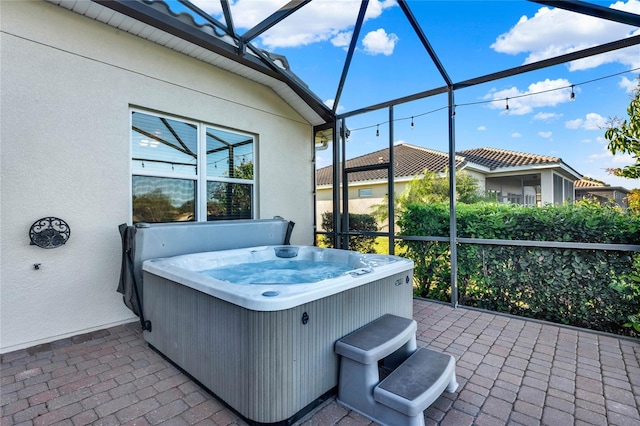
563, 179, 574, 203
506, 193, 521, 204
525, 194, 536, 206
553, 173, 574, 205
358, 188, 373, 198
131, 110, 255, 223
486, 189, 501, 202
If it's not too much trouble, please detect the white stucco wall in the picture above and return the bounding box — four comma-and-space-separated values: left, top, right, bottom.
0, 1, 315, 353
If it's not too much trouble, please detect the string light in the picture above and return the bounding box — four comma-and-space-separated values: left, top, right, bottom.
342, 66, 639, 137
209, 152, 252, 169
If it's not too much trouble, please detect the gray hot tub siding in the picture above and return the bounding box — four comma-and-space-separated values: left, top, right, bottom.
143, 269, 413, 424
126, 219, 414, 424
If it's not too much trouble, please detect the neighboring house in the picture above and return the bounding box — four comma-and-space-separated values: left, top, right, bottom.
316, 144, 582, 227
1, 1, 331, 353
575, 179, 631, 208
458, 147, 581, 206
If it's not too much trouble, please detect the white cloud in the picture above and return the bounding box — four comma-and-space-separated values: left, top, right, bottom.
583, 113, 607, 130
581, 154, 637, 187
565, 118, 583, 129
491, 0, 640, 71
619, 76, 640, 93
324, 99, 344, 112
533, 112, 562, 121
588, 146, 633, 164
188, 0, 223, 15
191, 0, 397, 49
484, 78, 574, 115
362, 29, 399, 56
583, 142, 637, 188
511, 132, 522, 138
567, 113, 607, 130
538, 131, 553, 139
477, 126, 486, 131
331, 31, 352, 48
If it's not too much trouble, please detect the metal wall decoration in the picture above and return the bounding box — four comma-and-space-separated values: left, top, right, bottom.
29, 217, 71, 249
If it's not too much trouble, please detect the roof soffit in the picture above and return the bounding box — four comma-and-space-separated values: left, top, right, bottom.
46, 0, 333, 126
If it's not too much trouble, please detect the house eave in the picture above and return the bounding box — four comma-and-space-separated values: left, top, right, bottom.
458, 162, 491, 174
46, 0, 333, 127
576, 185, 631, 193
488, 163, 582, 180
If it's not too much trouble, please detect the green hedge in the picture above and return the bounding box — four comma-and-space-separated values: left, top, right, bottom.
319, 212, 378, 253
398, 202, 640, 336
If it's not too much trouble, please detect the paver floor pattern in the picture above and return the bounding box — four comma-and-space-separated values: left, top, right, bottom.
2, 299, 640, 425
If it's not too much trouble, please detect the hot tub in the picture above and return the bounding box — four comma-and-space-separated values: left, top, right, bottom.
141, 245, 414, 424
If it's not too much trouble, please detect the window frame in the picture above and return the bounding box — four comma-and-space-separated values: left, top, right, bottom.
130, 108, 257, 223
358, 188, 373, 198
552, 172, 575, 205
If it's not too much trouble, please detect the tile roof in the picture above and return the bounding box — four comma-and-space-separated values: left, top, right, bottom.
316, 143, 466, 186
456, 147, 561, 170
316, 144, 565, 186
575, 179, 630, 192
575, 179, 607, 188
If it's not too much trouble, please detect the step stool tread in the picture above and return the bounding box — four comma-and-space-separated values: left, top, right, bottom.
335, 314, 416, 364
374, 347, 455, 416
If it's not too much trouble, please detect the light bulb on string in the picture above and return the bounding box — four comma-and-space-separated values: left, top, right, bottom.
342, 67, 639, 138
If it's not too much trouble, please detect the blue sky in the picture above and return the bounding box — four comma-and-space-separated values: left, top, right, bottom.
186, 0, 640, 190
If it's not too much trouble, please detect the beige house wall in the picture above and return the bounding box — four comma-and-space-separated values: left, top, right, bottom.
1, 1, 314, 352
464, 170, 487, 192
316, 180, 411, 231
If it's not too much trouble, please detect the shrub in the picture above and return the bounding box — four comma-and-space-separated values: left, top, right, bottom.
320, 212, 378, 253
398, 201, 640, 335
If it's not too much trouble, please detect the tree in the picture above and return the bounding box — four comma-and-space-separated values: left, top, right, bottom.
207, 161, 253, 220
132, 189, 182, 223
371, 170, 485, 223
605, 77, 640, 179
319, 212, 378, 253
627, 189, 640, 216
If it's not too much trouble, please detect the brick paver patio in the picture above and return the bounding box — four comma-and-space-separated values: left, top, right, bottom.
2, 299, 640, 425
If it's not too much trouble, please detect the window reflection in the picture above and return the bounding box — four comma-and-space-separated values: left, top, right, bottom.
206, 127, 253, 179
131, 110, 255, 223
132, 176, 196, 223
207, 181, 253, 220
